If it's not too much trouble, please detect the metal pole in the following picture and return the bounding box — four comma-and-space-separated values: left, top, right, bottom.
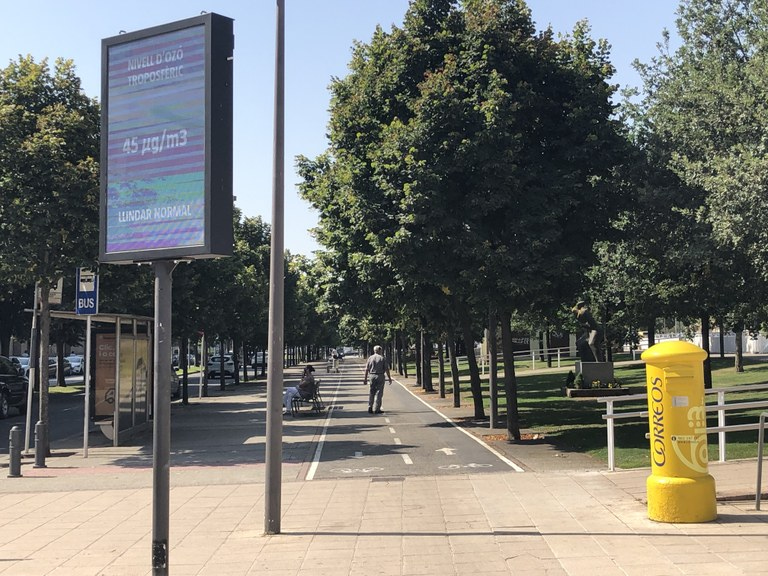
24, 283, 40, 453
114, 318, 121, 448
265, 0, 285, 536
757, 412, 767, 510
83, 315, 92, 458
152, 260, 174, 574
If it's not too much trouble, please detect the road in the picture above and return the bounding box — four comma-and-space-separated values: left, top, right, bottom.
1, 360, 522, 483
304, 359, 521, 480
0, 374, 89, 454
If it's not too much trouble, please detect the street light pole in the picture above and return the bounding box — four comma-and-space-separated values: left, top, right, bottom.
264, 0, 285, 536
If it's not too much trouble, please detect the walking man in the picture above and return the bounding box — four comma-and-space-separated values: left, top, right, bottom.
364, 345, 392, 414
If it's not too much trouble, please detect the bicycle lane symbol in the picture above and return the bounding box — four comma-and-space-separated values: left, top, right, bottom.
438, 463, 493, 470
330, 467, 384, 474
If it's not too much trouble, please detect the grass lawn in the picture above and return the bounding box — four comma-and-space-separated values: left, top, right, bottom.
411, 353, 768, 469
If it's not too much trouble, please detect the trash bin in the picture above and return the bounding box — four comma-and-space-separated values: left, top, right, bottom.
641, 340, 717, 522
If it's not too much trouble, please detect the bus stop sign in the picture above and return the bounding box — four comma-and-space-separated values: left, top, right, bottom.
76, 268, 98, 315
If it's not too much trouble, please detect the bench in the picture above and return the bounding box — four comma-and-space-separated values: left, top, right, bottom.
291, 379, 325, 416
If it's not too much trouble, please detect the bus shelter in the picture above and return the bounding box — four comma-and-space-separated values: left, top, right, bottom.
48, 311, 154, 448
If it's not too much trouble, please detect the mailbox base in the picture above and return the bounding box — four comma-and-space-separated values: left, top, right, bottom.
647, 474, 717, 523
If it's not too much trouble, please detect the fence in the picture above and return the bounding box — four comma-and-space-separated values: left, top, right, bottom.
598, 383, 768, 471
476, 346, 575, 374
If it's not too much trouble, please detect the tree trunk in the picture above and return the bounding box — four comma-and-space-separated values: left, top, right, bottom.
39, 281, 52, 456
499, 309, 521, 441
242, 342, 249, 382
456, 300, 485, 419
219, 340, 226, 391
647, 318, 656, 348
400, 332, 409, 378
734, 324, 744, 373
546, 328, 552, 368
438, 340, 446, 399
181, 337, 189, 404
201, 332, 208, 397
449, 338, 460, 408
718, 321, 725, 359
56, 328, 66, 387
489, 309, 499, 429
701, 315, 712, 389
422, 331, 434, 392
414, 336, 422, 387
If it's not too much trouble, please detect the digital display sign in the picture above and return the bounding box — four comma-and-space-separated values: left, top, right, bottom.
100, 13, 233, 263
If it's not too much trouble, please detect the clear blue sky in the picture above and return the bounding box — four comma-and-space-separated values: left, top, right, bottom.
1, 1, 679, 257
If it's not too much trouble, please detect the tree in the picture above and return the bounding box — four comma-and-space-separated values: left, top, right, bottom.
0, 56, 99, 451
300, 0, 630, 431
630, 0, 768, 379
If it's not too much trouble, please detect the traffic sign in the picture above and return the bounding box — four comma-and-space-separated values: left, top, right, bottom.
75, 268, 98, 315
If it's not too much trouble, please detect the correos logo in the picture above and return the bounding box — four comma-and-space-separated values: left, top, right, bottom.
650, 377, 665, 466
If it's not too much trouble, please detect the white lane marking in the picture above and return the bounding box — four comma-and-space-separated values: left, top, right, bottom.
384, 417, 391, 423
351, 362, 525, 473
401, 454, 413, 465
394, 438, 402, 445
306, 377, 346, 481
392, 378, 524, 472
436, 447, 456, 456
388, 427, 396, 434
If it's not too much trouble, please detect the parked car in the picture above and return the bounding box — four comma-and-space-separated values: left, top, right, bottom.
68, 354, 84, 375
172, 353, 197, 368
50, 357, 72, 377
0, 355, 28, 418
12, 356, 56, 379
10, 356, 29, 375
170, 368, 181, 399
207, 355, 235, 378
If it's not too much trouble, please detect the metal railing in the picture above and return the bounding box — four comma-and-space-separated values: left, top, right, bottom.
476, 346, 574, 374
757, 412, 768, 510
598, 383, 768, 471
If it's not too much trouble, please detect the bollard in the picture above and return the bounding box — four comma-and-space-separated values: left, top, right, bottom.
8, 426, 22, 477
641, 341, 717, 522
34, 420, 47, 469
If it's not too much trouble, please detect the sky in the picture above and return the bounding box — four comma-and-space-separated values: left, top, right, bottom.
1, 1, 680, 257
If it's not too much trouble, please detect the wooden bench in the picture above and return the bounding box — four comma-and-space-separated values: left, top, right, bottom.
291, 379, 325, 416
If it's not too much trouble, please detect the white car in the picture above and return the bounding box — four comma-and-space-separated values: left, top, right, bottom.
68, 355, 84, 375
207, 355, 235, 378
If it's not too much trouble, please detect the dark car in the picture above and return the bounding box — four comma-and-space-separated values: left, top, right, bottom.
0, 355, 28, 418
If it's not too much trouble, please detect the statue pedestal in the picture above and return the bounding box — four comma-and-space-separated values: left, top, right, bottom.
575, 361, 614, 384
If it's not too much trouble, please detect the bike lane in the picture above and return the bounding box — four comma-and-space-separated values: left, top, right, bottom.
305, 360, 523, 481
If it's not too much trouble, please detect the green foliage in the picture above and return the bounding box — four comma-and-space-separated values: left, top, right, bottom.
0, 56, 100, 288
626, 0, 768, 341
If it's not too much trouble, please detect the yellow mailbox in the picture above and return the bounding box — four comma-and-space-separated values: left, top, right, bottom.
641, 341, 716, 522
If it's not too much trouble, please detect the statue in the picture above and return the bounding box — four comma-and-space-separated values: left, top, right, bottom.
572, 301, 605, 362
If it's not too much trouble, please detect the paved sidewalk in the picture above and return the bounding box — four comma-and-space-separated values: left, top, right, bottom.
1, 361, 767, 575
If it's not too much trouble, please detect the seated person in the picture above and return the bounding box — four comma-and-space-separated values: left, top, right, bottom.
282, 365, 316, 415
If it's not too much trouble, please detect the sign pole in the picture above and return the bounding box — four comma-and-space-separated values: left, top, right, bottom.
151, 260, 174, 574
83, 315, 92, 458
